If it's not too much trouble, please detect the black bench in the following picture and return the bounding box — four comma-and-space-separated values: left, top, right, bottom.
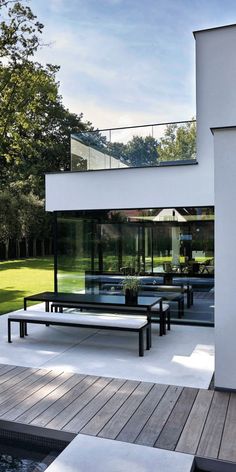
50, 301, 170, 336
7, 311, 151, 357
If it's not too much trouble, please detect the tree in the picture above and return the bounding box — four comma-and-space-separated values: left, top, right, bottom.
158, 121, 196, 162
16, 193, 44, 258
0, 60, 88, 195
0, 190, 19, 259
0, 1, 89, 195
0, 0, 44, 64
107, 141, 127, 164
0, 0, 45, 185
124, 135, 159, 167
0, 1, 90, 259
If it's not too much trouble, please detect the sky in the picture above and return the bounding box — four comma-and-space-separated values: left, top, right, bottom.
32, 0, 236, 129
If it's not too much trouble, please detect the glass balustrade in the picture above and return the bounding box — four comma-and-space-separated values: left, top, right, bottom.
71, 120, 197, 172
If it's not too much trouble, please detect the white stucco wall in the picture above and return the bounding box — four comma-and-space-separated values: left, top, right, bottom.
196, 25, 236, 162
213, 127, 236, 390
45, 164, 212, 211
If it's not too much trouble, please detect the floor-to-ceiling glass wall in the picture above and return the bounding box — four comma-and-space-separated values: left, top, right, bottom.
56, 207, 214, 325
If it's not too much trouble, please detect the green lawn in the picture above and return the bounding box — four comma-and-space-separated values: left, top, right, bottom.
0, 254, 211, 315
0, 258, 54, 315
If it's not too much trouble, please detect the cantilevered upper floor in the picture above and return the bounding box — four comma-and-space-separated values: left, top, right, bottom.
46, 23, 236, 211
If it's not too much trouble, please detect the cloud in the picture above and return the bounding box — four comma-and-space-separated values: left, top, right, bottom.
63, 92, 194, 130
34, 0, 198, 129
48, 0, 65, 13
36, 22, 195, 127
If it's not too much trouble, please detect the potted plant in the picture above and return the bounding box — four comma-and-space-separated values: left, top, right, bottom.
122, 276, 140, 305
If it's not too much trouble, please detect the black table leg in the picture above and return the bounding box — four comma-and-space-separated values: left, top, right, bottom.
20, 322, 24, 338
159, 300, 164, 335
146, 323, 152, 350
167, 309, 171, 330
24, 322, 28, 336
139, 329, 144, 357
8, 320, 11, 343
148, 322, 152, 348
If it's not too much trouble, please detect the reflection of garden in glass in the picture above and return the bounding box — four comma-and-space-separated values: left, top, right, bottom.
57, 207, 214, 293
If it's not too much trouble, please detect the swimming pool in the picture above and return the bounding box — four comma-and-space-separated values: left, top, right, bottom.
0, 439, 58, 471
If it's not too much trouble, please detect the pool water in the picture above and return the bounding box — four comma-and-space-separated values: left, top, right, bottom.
0, 440, 58, 471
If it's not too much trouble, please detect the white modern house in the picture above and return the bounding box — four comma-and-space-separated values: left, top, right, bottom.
45, 24, 236, 392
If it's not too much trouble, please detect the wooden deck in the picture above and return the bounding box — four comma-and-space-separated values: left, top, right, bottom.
0, 363, 234, 464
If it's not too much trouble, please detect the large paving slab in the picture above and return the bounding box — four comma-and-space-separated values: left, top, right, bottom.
0, 306, 214, 388
45, 435, 194, 472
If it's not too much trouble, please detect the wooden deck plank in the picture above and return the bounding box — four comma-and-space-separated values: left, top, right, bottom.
98, 382, 154, 440
0, 369, 53, 416
0, 367, 40, 398
30, 374, 92, 428
16, 372, 82, 424
219, 393, 236, 462
46, 376, 112, 431
197, 391, 229, 459
135, 385, 183, 447
0, 366, 28, 391
0, 369, 46, 405
5, 371, 73, 422
81, 380, 139, 436
0, 364, 20, 377
116, 383, 168, 443
63, 378, 126, 433
176, 389, 214, 454
0, 370, 64, 420
155, 387, 198, 450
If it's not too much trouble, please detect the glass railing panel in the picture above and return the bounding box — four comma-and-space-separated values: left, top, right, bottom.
71, 120, 196, 172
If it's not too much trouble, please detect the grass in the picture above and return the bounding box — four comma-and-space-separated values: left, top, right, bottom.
0, 257, 54, 315
0, 254, 212, 315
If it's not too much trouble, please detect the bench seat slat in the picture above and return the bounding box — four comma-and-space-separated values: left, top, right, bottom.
8, 311, 147, 329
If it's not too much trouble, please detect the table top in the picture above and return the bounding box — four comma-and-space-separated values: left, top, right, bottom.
24, 292, 161, 309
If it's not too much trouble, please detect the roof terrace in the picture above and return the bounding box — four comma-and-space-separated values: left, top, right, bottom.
71, 120, 197, 172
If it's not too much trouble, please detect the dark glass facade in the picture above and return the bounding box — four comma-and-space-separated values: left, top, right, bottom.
56, 207, 214, 325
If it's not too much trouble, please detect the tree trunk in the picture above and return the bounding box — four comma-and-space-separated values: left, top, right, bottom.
16, 239, 20, 259
5, 239, 9, 260
32, 238, 37, 257
41, 239, 45, 257
48, 238, 53, 255
25, 238, 29, 258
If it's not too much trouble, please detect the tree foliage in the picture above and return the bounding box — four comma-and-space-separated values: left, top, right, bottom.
0, 60, 87, 195
0, 0, 89, 259
0, 190, 18, 258
0, 0, 44, 64
124, 135, 158, 166
158, 121, 196, 161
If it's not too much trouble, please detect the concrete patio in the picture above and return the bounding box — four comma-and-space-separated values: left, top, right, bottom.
0, 304, 214, 389
0, 303, 215, 472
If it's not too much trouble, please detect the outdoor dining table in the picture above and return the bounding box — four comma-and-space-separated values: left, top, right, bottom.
24, 291, 161, 315
23, 291, 164, 335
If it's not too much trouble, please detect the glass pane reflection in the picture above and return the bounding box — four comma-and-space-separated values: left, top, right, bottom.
57, 206, 214, 325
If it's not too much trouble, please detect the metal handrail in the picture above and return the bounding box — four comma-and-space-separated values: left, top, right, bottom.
74, 119, 196, 135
